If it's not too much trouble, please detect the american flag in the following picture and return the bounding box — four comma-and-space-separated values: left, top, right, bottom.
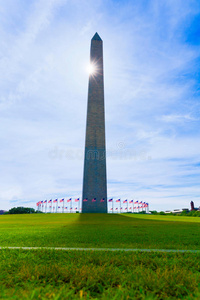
65, 207, 67, 209
75, 198, 79, 202
36, 202, 39, 206
139, 201, 142, 204
110, 208, 113, 210
129, 207, 132, 210
116, 199, 120, 202
58, 206, 60, 209
92, 198, 96, 202
134, 201, 138, 204
53, 199, 58, 203
100, 198, 105, 202
60, 199, 64, 202
125, 207, 127, 210
67, 198, 72, 202
83, 198, 88, 202
44, 200, 47, 203
108, 198, 113, 202
123, 199, 127, 203
75, 207, 77, 210
48, 199, 52, 203
129, 200, 133, 203
115, 207, 118, 210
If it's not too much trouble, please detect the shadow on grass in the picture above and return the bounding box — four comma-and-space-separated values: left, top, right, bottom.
76, 212, 167, 225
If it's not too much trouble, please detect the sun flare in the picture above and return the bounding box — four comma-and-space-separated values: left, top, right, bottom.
87, 63, 96, 75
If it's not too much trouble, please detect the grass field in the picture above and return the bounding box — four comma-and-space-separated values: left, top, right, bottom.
0, 213, 200, 299
0, 213, 200, 249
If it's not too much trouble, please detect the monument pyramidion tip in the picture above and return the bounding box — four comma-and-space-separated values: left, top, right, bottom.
92, 32, 102, 41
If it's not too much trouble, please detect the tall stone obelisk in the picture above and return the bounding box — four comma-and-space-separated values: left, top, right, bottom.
82, 33, 107, 213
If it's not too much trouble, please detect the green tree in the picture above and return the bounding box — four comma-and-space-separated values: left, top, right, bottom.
8, 207, 36, 214
159, 211, 166, 215
150, 210, 158, 215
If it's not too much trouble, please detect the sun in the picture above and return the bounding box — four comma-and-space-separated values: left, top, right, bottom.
87, 63, 96, 75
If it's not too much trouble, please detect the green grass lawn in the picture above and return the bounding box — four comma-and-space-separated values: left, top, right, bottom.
0, 249, 199, 299
0, 213, 200, 249
0, 213, 200, 299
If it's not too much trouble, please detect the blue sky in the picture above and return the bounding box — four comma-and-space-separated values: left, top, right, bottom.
1, 0, 200, 211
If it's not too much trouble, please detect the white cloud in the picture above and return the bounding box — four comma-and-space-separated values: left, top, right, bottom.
160, 114, 197, 123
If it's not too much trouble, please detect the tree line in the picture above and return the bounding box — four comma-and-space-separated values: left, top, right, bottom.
150, 210, 200, 217
5, 207, 42, 214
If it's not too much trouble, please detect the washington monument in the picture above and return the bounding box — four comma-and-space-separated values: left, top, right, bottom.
82, 33, 107, 213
